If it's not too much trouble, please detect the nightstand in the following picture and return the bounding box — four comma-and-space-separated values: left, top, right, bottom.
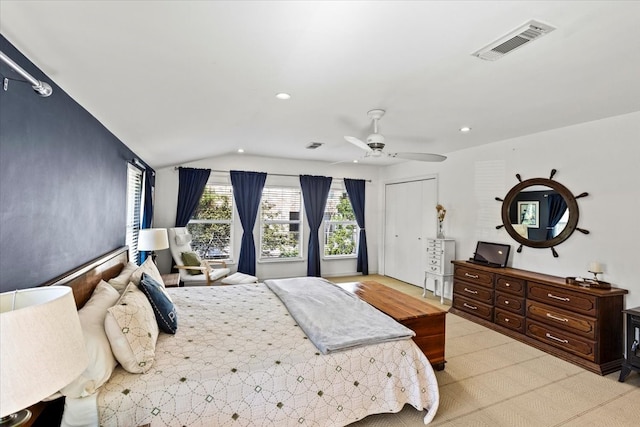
161, 273, 180, 288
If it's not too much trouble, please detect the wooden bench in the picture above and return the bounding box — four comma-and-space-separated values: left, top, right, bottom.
336, 280, 447, 370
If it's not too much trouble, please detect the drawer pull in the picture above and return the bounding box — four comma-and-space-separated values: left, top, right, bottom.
504, 318, 510, 322
465, 273, 479, 279
504, 300, 510, 305
464, 287, 478, 295
545, 333, 569, 344
547, 293, 570, 302
505, 283, 511, 287
463, 303, 478, 310
546, 313, 569, 323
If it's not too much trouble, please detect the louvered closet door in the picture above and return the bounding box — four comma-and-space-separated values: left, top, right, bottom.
384, 178, 437, 287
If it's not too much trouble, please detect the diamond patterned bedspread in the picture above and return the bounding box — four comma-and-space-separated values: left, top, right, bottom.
98, 284, 439, 426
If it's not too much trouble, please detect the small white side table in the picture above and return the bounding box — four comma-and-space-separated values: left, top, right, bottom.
422, 238, 455, 304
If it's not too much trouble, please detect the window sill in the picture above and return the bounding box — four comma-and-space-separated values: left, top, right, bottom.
323, 255, 357, 261
258, 257, 305, 264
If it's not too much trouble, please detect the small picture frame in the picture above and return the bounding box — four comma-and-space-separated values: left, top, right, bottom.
517, 201, 539, 228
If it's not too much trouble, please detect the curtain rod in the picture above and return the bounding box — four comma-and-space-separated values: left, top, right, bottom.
173, 167, 371, 183
0, 50, 53, 97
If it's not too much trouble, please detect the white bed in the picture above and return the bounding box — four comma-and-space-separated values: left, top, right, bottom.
54, 248, 439, 426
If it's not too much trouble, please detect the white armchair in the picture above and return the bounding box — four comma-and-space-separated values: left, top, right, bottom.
168, 227, 230, 286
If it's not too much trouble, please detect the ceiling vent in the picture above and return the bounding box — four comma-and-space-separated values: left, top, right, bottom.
472, 20, 556, 61
306, 142, 323, 149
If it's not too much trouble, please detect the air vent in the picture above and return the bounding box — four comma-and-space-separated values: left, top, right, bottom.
472, 20, 556, 61
306, 142, 324, 149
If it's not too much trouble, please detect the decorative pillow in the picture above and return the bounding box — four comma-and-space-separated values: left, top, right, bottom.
108, 262, 138, 294
139, 273, 178, 334
129, 257, 165, 287
104, 282, 159, 373
60, 281, 120, 398
181, 251, 203, 275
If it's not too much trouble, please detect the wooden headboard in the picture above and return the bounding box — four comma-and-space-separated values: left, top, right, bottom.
41, 246, 129, 309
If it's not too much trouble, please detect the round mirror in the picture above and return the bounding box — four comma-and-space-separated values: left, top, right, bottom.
501, 177, 580, 249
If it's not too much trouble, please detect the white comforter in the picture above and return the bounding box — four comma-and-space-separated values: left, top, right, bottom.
72, 283, 439, 426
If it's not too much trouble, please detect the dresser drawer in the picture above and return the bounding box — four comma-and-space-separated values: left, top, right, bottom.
426, 240, 443, 250
453, 281, 493, 304
495, 275, 526, 296
526, 301, 596, 339
427, 256, 442, 267
495, 292, 525, 315
452, 294, 493, 321
495, 309, 525, 333
454, 266, 493, 288
527, 282, 597, 316
526, 319, 596, 361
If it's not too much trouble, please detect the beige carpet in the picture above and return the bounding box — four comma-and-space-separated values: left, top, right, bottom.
327, 274, 639, 427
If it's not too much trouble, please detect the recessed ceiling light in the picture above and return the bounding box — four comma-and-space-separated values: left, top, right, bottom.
275, 93, 291, 100
460, 126, 472, 133
353, 159, 358, 163
237, 148, 245, 153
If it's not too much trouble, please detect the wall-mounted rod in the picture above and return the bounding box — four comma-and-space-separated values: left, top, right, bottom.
173, 167, 372, 183
0, 50, 53, 97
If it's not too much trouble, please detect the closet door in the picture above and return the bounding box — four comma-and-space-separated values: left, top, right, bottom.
384, 178, 437, 286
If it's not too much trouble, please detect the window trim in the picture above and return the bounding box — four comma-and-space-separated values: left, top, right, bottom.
186, 181, 235, 262
259, 185, 304, 262
322, 188, 359, 260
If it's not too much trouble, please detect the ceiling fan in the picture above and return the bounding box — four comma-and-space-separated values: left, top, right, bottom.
344, 109, 447, 162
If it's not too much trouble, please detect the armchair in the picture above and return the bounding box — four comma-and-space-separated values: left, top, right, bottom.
168, 227, 230, 286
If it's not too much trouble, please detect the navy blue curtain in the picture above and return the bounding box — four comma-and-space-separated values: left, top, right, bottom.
230, 170, 267, 276
547, 193, 568, 239
139, 170, 155, 264
175, 167, 211, 227
300, 175, 332, 277
344, 178, 368, 275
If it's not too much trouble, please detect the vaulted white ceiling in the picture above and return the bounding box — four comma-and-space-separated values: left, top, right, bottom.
1, 1, 639, 168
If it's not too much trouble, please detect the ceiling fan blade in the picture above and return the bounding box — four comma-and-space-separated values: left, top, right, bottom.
389, 152, 447, 162
344, 136, 372, 152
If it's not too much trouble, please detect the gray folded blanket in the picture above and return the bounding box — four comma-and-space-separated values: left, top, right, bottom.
264, 277, 415, 354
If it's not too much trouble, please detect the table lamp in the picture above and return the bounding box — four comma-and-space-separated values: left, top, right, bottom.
138, 228, 169, 264
1, 286, 88, 426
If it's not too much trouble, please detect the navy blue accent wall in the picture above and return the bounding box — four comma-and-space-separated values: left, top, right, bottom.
0, 35, 146, 291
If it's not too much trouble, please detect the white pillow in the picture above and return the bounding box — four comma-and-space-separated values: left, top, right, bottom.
60, 281, 120, 398
108, 262, 138, 294
104, 282, 159, 373
129, 257, 165, 287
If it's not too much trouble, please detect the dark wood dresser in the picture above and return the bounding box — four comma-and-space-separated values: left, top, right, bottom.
449, 260, 628, 375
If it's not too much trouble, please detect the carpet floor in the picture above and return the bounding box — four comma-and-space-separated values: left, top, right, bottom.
326, 274, 639, 427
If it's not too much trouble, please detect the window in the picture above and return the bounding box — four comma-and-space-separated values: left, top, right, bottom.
125, 163, 143, 264
323, 189, 358, 257
260, 187, 302, 260
187, 183, 233, 260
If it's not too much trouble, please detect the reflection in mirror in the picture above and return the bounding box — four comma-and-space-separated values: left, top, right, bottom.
497, 171, 589, 257
507, 186, 569, 242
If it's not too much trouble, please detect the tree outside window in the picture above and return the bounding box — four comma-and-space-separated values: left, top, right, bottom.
187, 184, 233, 260
324, 190, 358, 257
260, 187, 302, 259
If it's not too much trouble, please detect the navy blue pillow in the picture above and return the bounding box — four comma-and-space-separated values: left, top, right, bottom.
139, 273, 178, 334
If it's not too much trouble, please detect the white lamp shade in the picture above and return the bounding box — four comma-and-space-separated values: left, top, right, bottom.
138, 228, 169, 251
1, 286, 88, 417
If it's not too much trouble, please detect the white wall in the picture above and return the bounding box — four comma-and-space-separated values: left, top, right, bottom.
154, 154, 380, 280
380, 111, 640, 309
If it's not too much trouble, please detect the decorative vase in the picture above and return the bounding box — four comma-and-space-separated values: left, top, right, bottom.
437, 221, 445, 239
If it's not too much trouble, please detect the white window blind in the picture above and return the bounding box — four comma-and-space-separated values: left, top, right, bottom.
125, 163, 143, 264
260, 187, 302, 260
